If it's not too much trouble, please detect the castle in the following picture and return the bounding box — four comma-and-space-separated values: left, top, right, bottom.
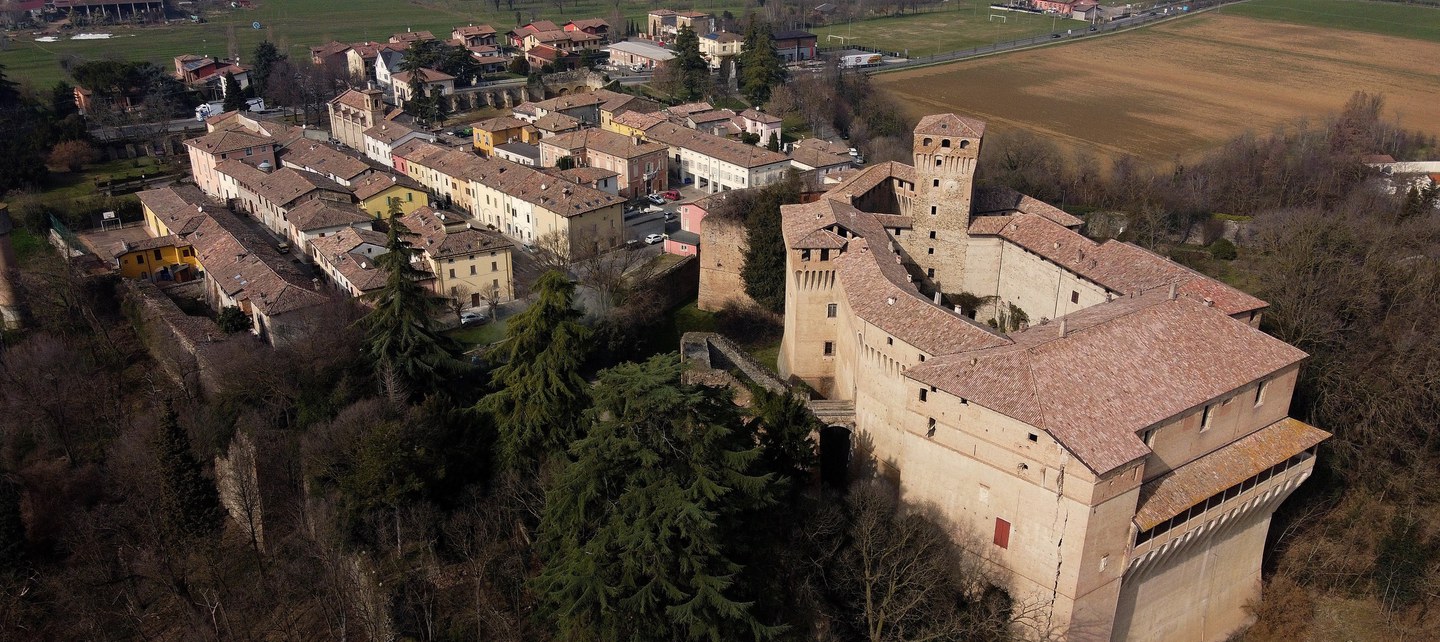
778, 114, 1328, 641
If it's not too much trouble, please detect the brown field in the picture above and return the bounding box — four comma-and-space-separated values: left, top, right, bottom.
874, 14, 1440, 164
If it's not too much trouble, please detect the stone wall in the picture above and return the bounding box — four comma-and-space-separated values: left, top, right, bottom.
697, 215, 755, 311
122, 279, 238, 397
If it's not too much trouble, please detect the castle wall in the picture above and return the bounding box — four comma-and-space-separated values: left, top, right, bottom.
697, 215, 756, 312
993, 241, 1112, 325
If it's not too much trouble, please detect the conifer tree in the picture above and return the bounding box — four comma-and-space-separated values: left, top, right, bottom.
534, 355, 779, 642
153, 402, 223, 538
671, 25, 710, 102
362, 203, 457, 392
250, 40, 285, 99
739, 17, 786, 105
0, 473, 25, 572
478, 271, 590, 468
222, 72, 245, 112
750, 388, 819, 495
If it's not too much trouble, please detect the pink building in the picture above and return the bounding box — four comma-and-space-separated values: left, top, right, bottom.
665, 192, 730, 256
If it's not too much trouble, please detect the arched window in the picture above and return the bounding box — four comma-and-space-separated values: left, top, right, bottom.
941, 139, 951, 148
960, 140, 971, 149
922, 137, 932, 146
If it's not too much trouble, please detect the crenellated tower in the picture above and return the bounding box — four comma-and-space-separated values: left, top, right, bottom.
910, 114, 984, 294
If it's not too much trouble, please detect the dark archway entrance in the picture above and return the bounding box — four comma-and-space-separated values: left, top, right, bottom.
819, 425, 852, 489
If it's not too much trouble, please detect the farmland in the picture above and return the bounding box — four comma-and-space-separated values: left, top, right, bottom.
811, 4, 1060, 57
874, 11, 1440, 164
1216, 0, 1440, 43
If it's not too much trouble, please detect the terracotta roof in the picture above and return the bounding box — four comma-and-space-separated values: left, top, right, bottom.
217, 162, 352, 208
393, 68, 456, 85
330, 87, 381, 110
688, 109, 735, 125
595, 89, 661, 115
490, 163, 625, 216
968, 213, 1266, 315
186, 207, 326, 316
533, 92, 609, 113
495, 142, 540, 160
453, 24, 497, 37
351, 172, 424, 201
512, 101, 539, 117
114, 233, 185, 258
392, 139, 451, 165
310, 41, 351, 58
534, 112, 581, 132
612, 110, 667, 131
567, 18, 609, 30
184, 128, 274, 156
472, 116, 532, 133
311, 227, 392, 293
556, 166, 619, 185
666, 102, 713, 116
286, 199, 372, 232
391, 30, 435, 43
363, 120, 427, 145
282, 141, 377, 182
541, 128, 666, 160
789, 138, 853, 170
399, 206, 514, 258
906, 292, 1308, 474
914, 113, 986, 138
739, 108, 782, 125
971, 185, 1083, 227
1134, 417, 1328, 529
821, 160, 910, 202
645, 122, 791, 169
137, 185, 218, 236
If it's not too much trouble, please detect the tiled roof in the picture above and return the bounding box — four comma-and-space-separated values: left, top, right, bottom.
612, 110, 667, 131
666, 102, 713, 116
282, 141, 377, 181
739, 108, 782, 125
534, 112, 581, 132
217, 162, 352, 208
821, 160, 909, 202
968, 212, 1266, 315
771, 29, 816, 40
1134, 417, 1328, 529
490, 163, 625, 216
453, 24, 497, 36
114, 233, 185, 258
393, 68, 456, 85
595, 89, 661, 115
363, 120, 425, 145
687, 110, 735, 125
789, 138, 852, 170
185, 128, 273, 156
906, 292, 1308, 474
914, 113, 986, 138
311, 227, 392, 293
392, 139, 451, 165
542, 128, 666, 160
567, 18, 609, 30
310, 41, 351, 58
607, 40, 675, 61
534, 92, 609, 112
351, 172, 424, 201
971, 185, 1083, 227
137, 185, 218, 236
185, 205, 326, 316
645, 122, 791, 169
399, 206, 514, 258
495, 142, 540, 160
391, 30, 435, 43
472, 116, 532, 133
286, 199, 372, 232
556, 166, 619, 185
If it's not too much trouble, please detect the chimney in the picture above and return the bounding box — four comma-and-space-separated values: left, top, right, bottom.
932, 291, 941, 305
1168, 282, 1177, 300
1203, 298, 1214, 307
1058, 318, 1068, 338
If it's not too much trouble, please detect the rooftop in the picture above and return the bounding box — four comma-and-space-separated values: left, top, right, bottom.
541, 128, 667, 160
351, 172, 425, 201
644, 122, 792, 169
311, 227, 392, 293
399, 206, 514, 258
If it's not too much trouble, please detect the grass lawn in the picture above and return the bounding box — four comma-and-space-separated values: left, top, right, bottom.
667, 300, 783, 373
0, 0, 747, 90
1216, 0, 1440, 43
813, 3, 1062, 58
446, 317, 508, 348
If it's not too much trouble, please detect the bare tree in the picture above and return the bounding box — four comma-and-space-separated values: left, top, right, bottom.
445, 284, 475, 323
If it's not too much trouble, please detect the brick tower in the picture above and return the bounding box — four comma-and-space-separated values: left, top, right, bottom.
909, 114, 984, 294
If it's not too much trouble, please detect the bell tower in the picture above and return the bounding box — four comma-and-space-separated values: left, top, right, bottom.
910, 113, 984, 294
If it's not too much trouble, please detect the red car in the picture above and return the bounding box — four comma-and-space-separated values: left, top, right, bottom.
661, 190, 681, 201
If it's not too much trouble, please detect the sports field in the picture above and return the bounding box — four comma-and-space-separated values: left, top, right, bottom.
874, 9, 1440, 164
811, 4, 1061, 57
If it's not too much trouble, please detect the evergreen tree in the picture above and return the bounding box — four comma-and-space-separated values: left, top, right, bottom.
750, 388, 818, 496
222, 72, 245, 112
251, 40, 285, 99
739, 17, 786, 105
767, 132, 780, 152
361, 203, 457, 392
742, 172, 803, 313
671, 25, 710, 102
153, 402, 223, 538
478, 271, 590, 469
0, 473, 25, 572
534, 355, 779, 642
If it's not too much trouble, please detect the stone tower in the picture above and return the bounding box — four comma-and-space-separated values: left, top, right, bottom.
0, 203, 22, 330
910, 114, 984, 294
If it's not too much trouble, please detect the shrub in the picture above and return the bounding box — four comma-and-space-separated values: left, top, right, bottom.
1210, 238, 1238, 261
217, 306, 253, 333
47, 140, 99, 172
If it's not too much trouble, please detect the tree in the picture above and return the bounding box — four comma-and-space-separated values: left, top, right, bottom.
533, 355, 779, 642
152, 401, 223, 538
0, 473, 24, 572
741, 172, 803, 313
767, 132, 780, 152
739, 17, 786, 105
555, 155, 576, 170
478, 271, 590, 469
46, 140, 97, 172
217, 305, 253, 333
445, 284, 475, 324
222, 72, 245, 112
361, 204, 457, 393
670, 25, 710, 101
750, 388, 819, 495
251, 40, 285, 99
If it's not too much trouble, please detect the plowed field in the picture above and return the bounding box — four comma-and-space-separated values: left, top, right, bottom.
875, 13, 1440, 163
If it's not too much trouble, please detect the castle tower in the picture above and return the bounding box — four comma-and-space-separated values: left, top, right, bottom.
0, 203, 23, 330
910, 114, 984, 294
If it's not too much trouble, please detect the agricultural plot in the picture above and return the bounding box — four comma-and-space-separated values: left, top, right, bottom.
874, 13, 1440, 164
1216, 0, 1440, 43
812, 4, 1063, 57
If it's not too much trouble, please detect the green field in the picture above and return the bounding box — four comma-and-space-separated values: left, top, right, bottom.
0, 0, 746, 90
812, 4, 1062, 57
1217, 0, 1440, 42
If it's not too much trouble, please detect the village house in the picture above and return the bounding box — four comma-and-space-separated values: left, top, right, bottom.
773, 113, 1328, 642
537, 128, 669, 198
471, 116, 539, 157
533, 112, 583, 138
362, 120, 437, 168
647, 9, 714, 39
309, 41, 352, 69
605, 39, 676, 69
736, 109, 782, 146
663, 190, 729, 257
212, 160, 367, 251
493, 142, 541, 167
328, 87, 390, 154
771, 29, 818, 62
640, 121, 794, 193
698, 31, 743, 67
549, 166, 620, 195
563, 18, 611, 42
112, 235, 201, 283
399, 206, 517, 305
309, 227, 394, 298
452, 24, 498, 47
184, 112, 304, 198
352, 172, 428, 219
507, 20, 562, 48
788, 137, 855, 176
374, 47, 409, 89
390, 29, 435, 45
391, 69, 456, 107
345, 42, 401, 81
280, 140, 385, 187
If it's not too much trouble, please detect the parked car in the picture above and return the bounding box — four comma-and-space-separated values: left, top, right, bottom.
663, 212, 676, 222
644, 233, 664, 245
661, 190, 681, 201
647, 193, 666, 205
460, 311, 488, 326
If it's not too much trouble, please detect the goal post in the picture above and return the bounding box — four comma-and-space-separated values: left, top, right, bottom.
989, 14, 1007, 22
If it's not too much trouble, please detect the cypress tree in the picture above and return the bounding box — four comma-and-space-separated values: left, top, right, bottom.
222, 72, 244, 112
153, 402, 223, 538
534, 355, 778, 642
361, 203, 457, 392
0, 473, 25, 572
742, 173, 802, 313
478, 271, 590, 469
739, 17, 786, 105
671, 25, 710, 102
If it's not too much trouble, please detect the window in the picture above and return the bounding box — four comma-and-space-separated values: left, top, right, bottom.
1028, 433, 1038, 442
492, 279, 499, 288
886, 337, 893, 345
918, 354, 925, 362
136, 254, 146, 264
960, 140, 971, 149
926, 417, 937, 437
929, 231, 937, 239
941, 139, 951, 148
823, 341, 834, 356
491, 261, 498, 271
930, 206, 937, 216
1100, 555, 1110, 572
927, 248, 934, 255
449, 269, 456, 278
153, 249, 163, 260
979, 484, 990, 503
1071, 290, 1079, 304
181, 249, 190, 257
470, 265, 477, 275
1254, 380, 1268, 406
927, 268, 935, 278
935, 158, 942, 167
1200, 404, 1214, 432
993, 518, 1010, 549
826, 303, 837, 318
919, 388, 928, 402
933, 179, 940, 187
922, 137, 932, 146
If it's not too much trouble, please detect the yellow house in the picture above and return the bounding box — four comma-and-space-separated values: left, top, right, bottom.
605, 109, 667, 139
471, 116, 537, 156
113, 235, 202, 282
353, 172, 429, 219
399, 206, 517, 305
